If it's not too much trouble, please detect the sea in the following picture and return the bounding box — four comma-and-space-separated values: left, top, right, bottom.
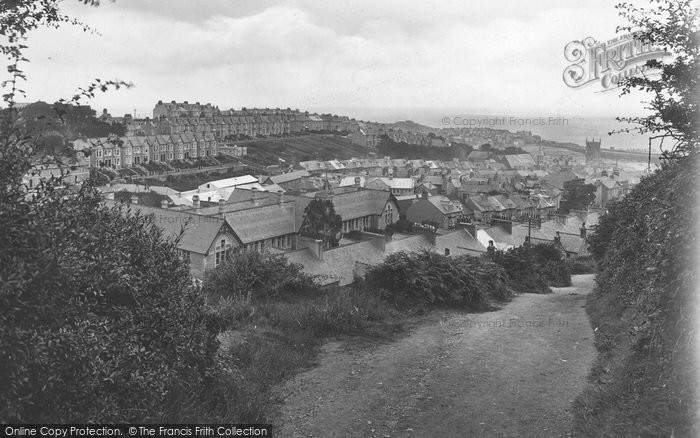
314, 107, 658, 153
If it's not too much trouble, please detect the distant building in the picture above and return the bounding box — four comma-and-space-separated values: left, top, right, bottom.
586, 138, 601, 164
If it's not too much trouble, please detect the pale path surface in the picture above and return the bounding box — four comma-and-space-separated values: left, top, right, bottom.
275, 274, 597, 438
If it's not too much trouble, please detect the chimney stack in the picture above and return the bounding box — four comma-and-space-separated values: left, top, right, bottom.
277, 190, 284, 205
580, 222, 587, 239
160, 199, 169, 209
192, 194, 200, 209
130, 195, 138, 205
250, 187, 259, 205
218, 198, 226, 215
554, 231, 561, 243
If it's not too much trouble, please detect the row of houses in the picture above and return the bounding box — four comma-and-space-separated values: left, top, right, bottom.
73, 133, 219, 168
146, 101, 358, 138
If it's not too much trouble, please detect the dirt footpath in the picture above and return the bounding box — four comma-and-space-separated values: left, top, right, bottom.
275, 274, 597, 438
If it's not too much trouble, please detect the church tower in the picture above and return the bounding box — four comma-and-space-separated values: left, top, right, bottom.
585, 138, 601, 164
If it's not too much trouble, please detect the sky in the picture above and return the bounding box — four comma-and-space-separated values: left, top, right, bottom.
17, 0, 659, 123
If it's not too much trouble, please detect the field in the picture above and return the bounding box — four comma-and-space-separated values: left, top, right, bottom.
243, 135, 369, 166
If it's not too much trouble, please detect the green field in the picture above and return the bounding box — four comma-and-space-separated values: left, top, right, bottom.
243, 135, 369, 166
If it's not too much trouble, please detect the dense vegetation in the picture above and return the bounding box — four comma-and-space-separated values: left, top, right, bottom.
571, 0, 699, 434
0, 183, 220, 421
365, 243, 571, 310
488, 243, 572, 293
376, 135, 473, 161
573, 156, 698, 436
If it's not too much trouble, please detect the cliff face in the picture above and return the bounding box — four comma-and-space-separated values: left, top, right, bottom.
573, 155, 699, 436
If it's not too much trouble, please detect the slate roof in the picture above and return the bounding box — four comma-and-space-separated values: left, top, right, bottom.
285, 241, 386, 286
331, 189, 393, 220
426, 195, 464, 215
367, 177, 414, 190
120, 203, 227, 254
269, 169, 310, 185
199, 175, 258, 191
435, 229, 487, 255
503, 154, 536, 169
224, 202, 299, 244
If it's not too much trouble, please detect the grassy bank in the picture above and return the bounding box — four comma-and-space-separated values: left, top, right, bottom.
572, 157, 698, 436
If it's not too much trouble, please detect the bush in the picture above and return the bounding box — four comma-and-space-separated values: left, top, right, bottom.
365, 250, 490, 310
564, 256, 597, 274
203, 251, 317, 305
573, 157, 698, 437
0, 184, 219, 422
488, 243, 571, 293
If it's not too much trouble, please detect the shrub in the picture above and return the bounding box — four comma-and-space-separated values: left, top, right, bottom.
203, 251, 317, 305
365, 250, 489, 310
0, 184, 219, 422
564, 256, 597, 274
488, 243, 571, 293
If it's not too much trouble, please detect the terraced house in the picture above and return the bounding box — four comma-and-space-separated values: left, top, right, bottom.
82, 132, 218, 169
151, 101, 358, 139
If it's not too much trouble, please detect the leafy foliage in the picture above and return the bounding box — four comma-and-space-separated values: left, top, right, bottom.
488, 243, 571, 293
614, 0, 699, 157
559, 178, 597, 214
0, 183, 219, 421
301, 198, 343, 247
574, 154, 698, 437
0, 0, 217, 423
203, 250, 316, 305
376, 135, 472, 161
365, 250, 511, 310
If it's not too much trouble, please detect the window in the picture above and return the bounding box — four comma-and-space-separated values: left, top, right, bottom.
215, 238, 232, 266
179, 250, 191, 265
96, 150, 102, 158
444, 248, 450, 256
384, 204, 394, 226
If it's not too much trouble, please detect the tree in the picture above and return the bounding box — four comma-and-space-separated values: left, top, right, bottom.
614, 0, 699, 157
302, 198, 343, 247
1, 0, 220, 422
559, 178, 596, 213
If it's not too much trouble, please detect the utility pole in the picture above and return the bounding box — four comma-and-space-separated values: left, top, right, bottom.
648, 135, 665, 172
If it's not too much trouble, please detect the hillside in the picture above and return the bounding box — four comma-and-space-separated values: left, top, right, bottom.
386, 120, 434, 132
573, 155, 698, 436
17, 101, 124, 156
242, 135, 369, 166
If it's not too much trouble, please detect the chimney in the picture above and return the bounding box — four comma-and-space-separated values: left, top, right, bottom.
580, 222, 587, 239
130, 195, 138, 205
554, 231, 561, 243
354, 176, 361, 187
251, 187, 259, 205
218, 198, 226, 214
277, 190, 284, 205
487, 240, 495, 255
160, 199, 169, 209
309, 239, 324, 260
422, 190, 429, 199
192, 194, 200, 209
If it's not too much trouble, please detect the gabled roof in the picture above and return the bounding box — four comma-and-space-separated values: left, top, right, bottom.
435, 229, 487, 254
367, 177, 414, 190
199, 175, 258, 191
503, 153, 536, 168
330, 189, 394, 221
224, 201, 299, 244
338, 176, 366, 187
269, 169, 310, 184
426, 195, 464, 215
121, 203, 228, 254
